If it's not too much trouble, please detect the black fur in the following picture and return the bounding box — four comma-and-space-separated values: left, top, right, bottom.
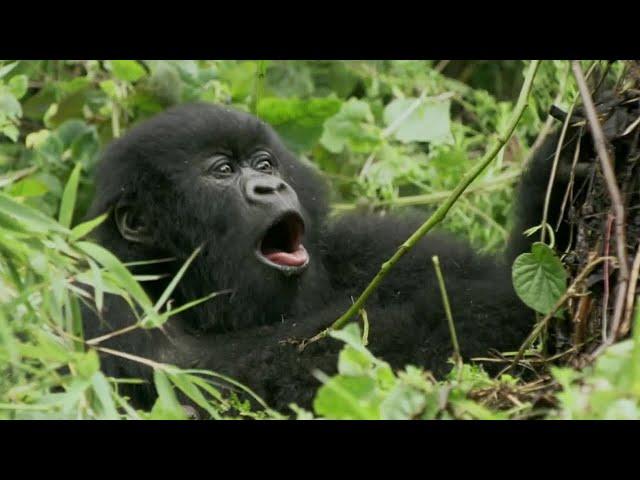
82, 103, 571, 414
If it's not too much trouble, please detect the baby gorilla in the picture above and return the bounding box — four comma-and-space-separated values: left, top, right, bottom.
82, 103, 570, 414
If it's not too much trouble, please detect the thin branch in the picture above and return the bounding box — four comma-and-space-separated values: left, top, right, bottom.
540, 61, 598, 244
300, 60, 541, 350
334, 168, 521, 212
621, 242, 640, 335
572, 60, 630, 341
432, 255, 460, 363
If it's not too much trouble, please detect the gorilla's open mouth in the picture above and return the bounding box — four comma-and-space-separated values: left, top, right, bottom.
256, 212, 309, 274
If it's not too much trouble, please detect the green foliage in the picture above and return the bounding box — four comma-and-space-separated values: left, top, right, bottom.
552, 303, 640, 419
512, 242, 568, 315
312, 324, 513, 420
0, 60, 634, 420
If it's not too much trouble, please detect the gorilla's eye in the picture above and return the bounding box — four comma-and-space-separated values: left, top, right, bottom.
254, 158, 273, 173
207, 157, 235, 177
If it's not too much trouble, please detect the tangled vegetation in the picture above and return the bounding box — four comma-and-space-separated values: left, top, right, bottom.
0, 60, 638, 420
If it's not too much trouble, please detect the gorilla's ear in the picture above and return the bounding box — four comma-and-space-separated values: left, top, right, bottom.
114, 199, 152, 245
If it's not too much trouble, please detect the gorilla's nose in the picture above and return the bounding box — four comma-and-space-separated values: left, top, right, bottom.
244, 175, 290, 204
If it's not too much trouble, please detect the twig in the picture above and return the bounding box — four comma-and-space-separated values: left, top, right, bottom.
540, 61, 598, 245
556, 126, 583, 233
435, 60, 450, 73
300, 60, 541, 350
335, 170, 521, 212
523, 63, 571, 168
360, 308, 369, 346
601, 214, 614, 341
620, 242, 640, 335
540, 99, 577, 245
432, 255, 460, 363
572, 60, 630, 341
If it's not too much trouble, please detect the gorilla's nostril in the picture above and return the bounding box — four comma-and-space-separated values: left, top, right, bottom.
254, 184, 273, 195
253, 181, 286, 195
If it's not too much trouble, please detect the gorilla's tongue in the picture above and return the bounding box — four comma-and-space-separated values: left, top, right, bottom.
263, 245, 309, 267
260, 213, 309, 267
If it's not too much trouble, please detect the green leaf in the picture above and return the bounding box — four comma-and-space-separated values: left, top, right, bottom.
383, 97, 453, 145
1, 124, 19, 142
150, 370, 188, 420
76, 350, 100, 379
109, 60, 147, 83
380, 383, 426, 420
75, 241, 154, 314
320, 99, 381, 154
512, 242, 567, 315
0, 192, 69, 234
70, 213, 108, 241
58, 163, 82, 227
8, 75, 28, 99
90, 372, 120, 419
0, 62, 18, 79
313, 374, 381, 420
166, 371, 221, 419
257, 97, 341, 152
6, 177, 48, 198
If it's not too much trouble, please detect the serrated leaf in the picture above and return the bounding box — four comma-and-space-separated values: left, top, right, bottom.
512, 242, 567, 315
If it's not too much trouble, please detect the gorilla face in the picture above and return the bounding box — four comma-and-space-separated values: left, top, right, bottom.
89, 103, 329, 332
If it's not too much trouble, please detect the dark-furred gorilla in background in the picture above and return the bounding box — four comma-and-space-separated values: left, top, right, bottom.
82, 102, 577, 414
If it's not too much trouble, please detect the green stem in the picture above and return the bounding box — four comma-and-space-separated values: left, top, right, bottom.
301, 60, 541, 349
432, 255, 460, 363
251, 60, 267, 116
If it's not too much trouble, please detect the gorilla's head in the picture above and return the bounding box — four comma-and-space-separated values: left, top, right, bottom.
88, 103, 330, 331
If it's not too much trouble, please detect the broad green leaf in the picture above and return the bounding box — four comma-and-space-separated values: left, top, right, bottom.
512, 242, 567, 315
257, 97, 341, 152
383, 97, 453, 145
380, 383, 426, 420
320, 99, 381, 154
6, 177, 48, 198
1, 124, 19, 142
313, 374, 381, 420
109, 60, 147, 83
8, 75, 28, 99
58, 163, 82, 227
